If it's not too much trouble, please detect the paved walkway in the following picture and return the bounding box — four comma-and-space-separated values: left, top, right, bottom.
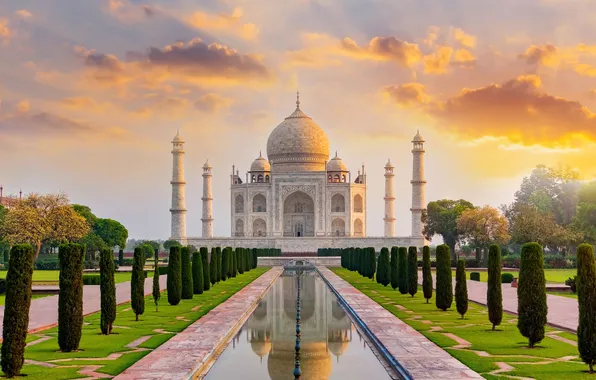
418, 271, 578, 332
319, 266, 481, 380
0, 275, 168, 335
115, 267, 283, 380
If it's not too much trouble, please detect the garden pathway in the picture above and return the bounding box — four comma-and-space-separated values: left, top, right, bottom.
418, 272, 578, 332
0, 274, 168, 336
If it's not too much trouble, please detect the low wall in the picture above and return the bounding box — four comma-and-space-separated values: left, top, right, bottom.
257, 256, 341, 267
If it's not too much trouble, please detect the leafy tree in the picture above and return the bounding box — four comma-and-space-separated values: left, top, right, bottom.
398, 247, 408, 294
1, 244, 34, 377
79, 232, 106, 259
517, 242, 547, 348
136, 243, 155, 259
201, 247, 210, 291
163, 239, 182, 251
95, 218, 128, 249
131, 248, 146, 321
422, 246, 433, 303
100, 248, 116, 334
152, 258, 160, 311
72, 204, 98, 227
455, 259, 468, 318
435, 244, 453, 311
408, 247, 418, 297
167, 246, 182, 305
181, 247, 193, 299
457, 206, 510, 248
377, 248, 390, 286
422, 199, 474, 262
192, 250, 204, 295
487, 244, 503, 331
390, 247, 398, 290
577, 243, 596, 373
58, 243, 85, 352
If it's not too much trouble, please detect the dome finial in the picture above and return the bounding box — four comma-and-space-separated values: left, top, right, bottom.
259, 150, 262, 158
335, 150, 338, 158
296, 90, 300, 109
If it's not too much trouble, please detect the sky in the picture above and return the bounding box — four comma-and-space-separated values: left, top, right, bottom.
1, 0, 596, 240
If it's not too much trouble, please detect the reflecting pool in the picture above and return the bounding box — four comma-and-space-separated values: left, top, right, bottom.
205, 271, 394, 380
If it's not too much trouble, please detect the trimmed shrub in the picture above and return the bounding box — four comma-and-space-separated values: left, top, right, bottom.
221, 247, 229, 281
181, 247, 193, 299
100, 248, 116, 335
1, 244, 34, 377
192, 251, 204, 295
488, 245, 503, 331
131, 248, 146, 321
390, 247, 398, 290
152, 259, 160, 311
0, 279, 6, 295
501, 273, 515, 284
377, 248, 390, 286
118, 249, 124, 267
422, 246, 433, 303
83, 274, 101, 285
435, 244, 453, 311
398, 247, 408, 294
577, 243, 596, 373
238, 248, 245, 275
517, 242, 547, 348
565, 276, 577, 293
210, 248, 217, 285
158, 266, 168, 275
455, 259, 468, 318
215, 247, 222, 283
201, 247, 210, 291
58, 243, 85, 352
470, 272, 480, 281
408, 247, 418, 297
368, 248, 376, 280
167, 246, 182, 305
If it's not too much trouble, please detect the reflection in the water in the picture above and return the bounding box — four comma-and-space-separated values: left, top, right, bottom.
205, 272, 392, 380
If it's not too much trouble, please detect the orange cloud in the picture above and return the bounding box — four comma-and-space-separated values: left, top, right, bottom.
194, 93, 234, 113
452, 28, 476, 48
104, 0, 153, 22
452, 48, 476, 67
0, 19, 12, 44
518, 44, 561, 67
15, 9, 32, 18
423, 46, 453, 74
186, 8, 259, 41
423, 26, 440, 47
60, 97, 110, 110
575, 63, 596, 77
383, 83, 428, 107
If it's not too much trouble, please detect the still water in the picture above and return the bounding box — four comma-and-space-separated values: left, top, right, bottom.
205, 271, 393, 380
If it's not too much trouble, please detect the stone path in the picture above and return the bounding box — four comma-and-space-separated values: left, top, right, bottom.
115, 267, 283, 380
318, 266, 482, 380
0, 275, 168, 336
418, 272, 578, 332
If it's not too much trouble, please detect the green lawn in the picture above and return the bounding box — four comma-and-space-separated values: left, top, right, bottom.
4, 267, 269, 379
437, 269, 576, 284
0, 270, 153, 284
0, 294, 51, 306
332, 268, 589, 380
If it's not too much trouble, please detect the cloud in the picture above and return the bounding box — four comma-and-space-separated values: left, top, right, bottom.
186, 7, 259, 41
383, 82, 428, 107
452, 48, 476, 67
575, 63, 596, 77
423, 26, 440, 47
104, 0, 154, 22
518, 44, 561, 67
0, 19, 12, 43
194, 93, 234, 113
428, 74, 596, 146
452, 28, 477, 48
423, 46, 452, 74
15, 10, 32, 19
60, 97, 109, 110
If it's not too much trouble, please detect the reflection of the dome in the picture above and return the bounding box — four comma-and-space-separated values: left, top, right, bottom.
267, 342, 331, 380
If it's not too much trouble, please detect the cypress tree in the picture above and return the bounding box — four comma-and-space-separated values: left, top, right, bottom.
435, 244, 453, 311
422, 246, 433, 303
408, 247, 418, 297
487, 244, 503, 331
131, 247, 146, 321
58, 243, 85, 352
231, 248, 237, 278
377, 248, 390, 286
210, 248, 217, 285
398, 247, 408, 294
201, 247, 210, 291
152, 258, 160, 311
517, 242, 547, 348
118, 249, 124, 267
100, 248, 116, 335
368, 248, 376, 280
577, 243, 596, 373
221, 247, 229, 281
193, 251, 204, 294
455, 259, 468, 318
181, 247, 193, 299
238, 248, 245, 274
167, 246, 182, 305
390, 247, 399, 290
215, 247, 222, 283
253, 248, 258, 269
1, 244, 34, 377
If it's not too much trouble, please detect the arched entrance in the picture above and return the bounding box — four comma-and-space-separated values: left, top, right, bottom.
283, 191, 315, 237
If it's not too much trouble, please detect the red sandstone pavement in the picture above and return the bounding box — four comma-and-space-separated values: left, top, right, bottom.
0, 275, 168, 336
318, 266, 482, 380
115, 267, 283, 380
418, 271, 578, 332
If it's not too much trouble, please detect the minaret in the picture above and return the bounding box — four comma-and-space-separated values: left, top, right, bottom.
383, 159, 396, 237
411, 130, 426, 237
170, 130, 187, 240
202, 159, 214, 238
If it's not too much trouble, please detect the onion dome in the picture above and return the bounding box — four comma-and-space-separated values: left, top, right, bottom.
172, 130, 184, 143
250, 151, 271, 172
412, 129, 424, 142
327, 152, 348, 172
384, 158, 394, 169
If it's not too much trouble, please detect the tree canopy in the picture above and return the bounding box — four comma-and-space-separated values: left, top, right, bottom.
422, 199, 474, 257
457, 206, 510, 248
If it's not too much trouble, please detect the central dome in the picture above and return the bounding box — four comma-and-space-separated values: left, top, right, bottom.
266, 96, 330, 172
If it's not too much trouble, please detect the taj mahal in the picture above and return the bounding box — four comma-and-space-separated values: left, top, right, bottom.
169, 94, 427, 251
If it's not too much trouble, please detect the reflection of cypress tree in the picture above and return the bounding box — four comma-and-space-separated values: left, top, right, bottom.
192, 251, 204, 295
201, 247, 210, 291
181, 247, 193, 299
390, 247, 398, 290
398, 247, 408, 294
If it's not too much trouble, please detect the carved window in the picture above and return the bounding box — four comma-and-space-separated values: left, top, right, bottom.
331, 194, 345, 213
354, 194, 363, 213
235, 194, 244, 213
252, 194, 267, 213
265, 175, 270, 182
257, 175, 264, 183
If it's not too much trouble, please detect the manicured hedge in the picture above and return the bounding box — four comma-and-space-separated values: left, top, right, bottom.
181, 247, 193, 300
167, 246, 182, 306
100, 248, 116, 335
435, 244, 453, 311
517, 242, 547, 348
470, 272, 480, 281
83, 274, 101, 285
422, 246, 433, 303
58, 243, 85, 352
131, 248, 146, 321
501, 273, 515, 283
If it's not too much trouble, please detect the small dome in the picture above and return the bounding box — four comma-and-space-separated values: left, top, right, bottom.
412, 129, 424, 142
384, 158, 394, 169
327, 152, 347, 172
172, 130, 184, 143
203, 159, 211, 169
328, 341, 349, 357
250, 152, 271, 172
251, 340, 272, 358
